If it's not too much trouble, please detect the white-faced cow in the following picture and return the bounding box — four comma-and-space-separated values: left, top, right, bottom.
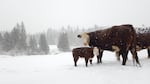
77, 24, 141, 66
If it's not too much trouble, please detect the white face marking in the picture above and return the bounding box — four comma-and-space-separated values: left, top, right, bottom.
93, 47, 99, 56
80, 32, 90, 46
112, 45, 120, 52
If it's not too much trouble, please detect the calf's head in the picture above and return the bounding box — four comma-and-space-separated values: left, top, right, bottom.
77, 32, 90, 46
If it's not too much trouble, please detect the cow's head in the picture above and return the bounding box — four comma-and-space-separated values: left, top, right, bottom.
77, 32, 90, 46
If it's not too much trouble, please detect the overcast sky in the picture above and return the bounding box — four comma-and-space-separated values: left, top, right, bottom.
0, 0, 150, 33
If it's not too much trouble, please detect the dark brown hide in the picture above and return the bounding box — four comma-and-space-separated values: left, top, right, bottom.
117, 32, 150, 61
136, 32, 150, 58
72, 47, 94, 67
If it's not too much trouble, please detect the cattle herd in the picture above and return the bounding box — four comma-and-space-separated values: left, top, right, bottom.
72, 24, 150, 67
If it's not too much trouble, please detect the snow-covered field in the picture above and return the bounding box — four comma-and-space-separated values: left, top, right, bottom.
0, 47, 150, 84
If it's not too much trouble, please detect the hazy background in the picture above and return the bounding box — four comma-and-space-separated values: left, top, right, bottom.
0, 0, 150, 33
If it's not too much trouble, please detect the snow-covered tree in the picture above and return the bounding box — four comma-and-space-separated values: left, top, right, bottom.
11, 26, 20, 50
0, 33, 3, 52
47, 28, 59, 45
39, 33, 49, 54
28, 35, 38, 55
2, 32, 12, 51
18, 22, 27, 50
57, 28, 70, 52
10, 22, 27, 53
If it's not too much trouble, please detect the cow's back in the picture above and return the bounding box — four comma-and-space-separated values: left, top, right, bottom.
72, 47, 93, 58
89, 24, 136, 51
110, 25, 136, 49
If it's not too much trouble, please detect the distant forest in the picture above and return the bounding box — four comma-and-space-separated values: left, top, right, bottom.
0, 22, 150, 55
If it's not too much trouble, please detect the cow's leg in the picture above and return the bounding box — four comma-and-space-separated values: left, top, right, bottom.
74, 56, 79, 67
121, 50, 128, 65
97, 50, 103, 63
131, 48, 141, 66
99, 50, 104, 63
89, 58, 92, 64
116, 51, 121, 61
85, 58, 89, 67
97, 49, 100, 63
147, 48, 150, 58
90, 60, 92, 64
97, 56, 100, 63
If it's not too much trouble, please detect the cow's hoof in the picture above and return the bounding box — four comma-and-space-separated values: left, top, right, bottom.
122, 63, 126, 66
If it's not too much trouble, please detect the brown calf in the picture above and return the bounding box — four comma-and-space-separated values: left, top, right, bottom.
72, 47, 99, 67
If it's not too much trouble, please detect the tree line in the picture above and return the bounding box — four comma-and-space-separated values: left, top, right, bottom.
0, 22, 149, 56
0, 22, 87, 55
0, 22, 49, 55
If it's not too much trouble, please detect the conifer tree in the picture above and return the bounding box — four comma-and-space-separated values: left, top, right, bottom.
3, 32, 12, 51
57, 28, 70, 52
29, 35, 38, 54
39, 33, 49, 54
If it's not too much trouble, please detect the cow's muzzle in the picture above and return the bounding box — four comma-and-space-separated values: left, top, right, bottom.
77, 35, 81, 38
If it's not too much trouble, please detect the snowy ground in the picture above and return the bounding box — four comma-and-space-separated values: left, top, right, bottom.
0, 47, 150, 84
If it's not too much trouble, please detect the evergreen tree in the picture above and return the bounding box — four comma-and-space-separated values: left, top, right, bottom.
0, 33, 3, 52
39, 33, 49, 54
57, 28, 70, 52
47, 28, 59, 45
29, 35, 38, 54
0, 33, 3, 44
18, 22, 27, 50
10, 22, 27, 52
0, 33, 3, 41
47, 28, 55, 45
2, 32, 12, 51
11, 26, 20, 50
